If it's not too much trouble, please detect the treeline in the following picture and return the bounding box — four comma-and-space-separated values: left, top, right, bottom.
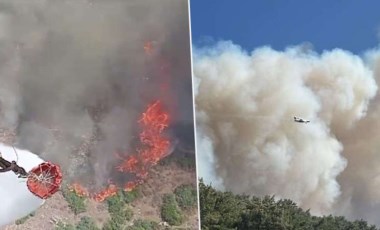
199, 179, 378, 230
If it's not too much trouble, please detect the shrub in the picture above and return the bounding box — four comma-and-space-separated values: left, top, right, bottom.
160, 194, 184, 226
55, 221, 76, 230
15, 211, 35, 225
102, 218, 123, 230
129, 219, 160, 230
174, 184, 197, 210
122, 189, 140, 203
104, 192, 134, 229
76, 216, 100, 230
62, 187, 87, 215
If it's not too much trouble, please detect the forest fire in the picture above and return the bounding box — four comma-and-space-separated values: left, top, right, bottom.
116, 100, 170, 174
93, 184, 118, 202
70, 100, 171, 202
69, 183, 89, 197
124, 181, 138, 192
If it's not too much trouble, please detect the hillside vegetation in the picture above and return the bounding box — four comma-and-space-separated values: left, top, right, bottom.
199, 179, 378, 230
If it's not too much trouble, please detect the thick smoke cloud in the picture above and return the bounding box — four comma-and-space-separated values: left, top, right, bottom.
194, 40, 380, 223
0, 0, 193, 189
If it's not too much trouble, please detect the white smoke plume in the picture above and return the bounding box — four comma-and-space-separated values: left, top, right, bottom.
0, 144, 44, 227
194, 40, 380, 223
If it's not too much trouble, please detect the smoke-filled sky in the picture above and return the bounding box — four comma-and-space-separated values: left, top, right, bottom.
191, 0, 380, 225
193, 41, 380, 225
0, 0, 193, 189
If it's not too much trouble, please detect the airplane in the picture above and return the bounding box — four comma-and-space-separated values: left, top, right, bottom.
0, 153, 28, 178
294, 116, 310, 124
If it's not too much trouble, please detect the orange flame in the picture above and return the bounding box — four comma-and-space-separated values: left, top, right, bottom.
70, 100, 171, 202
117, 101, 170, 173
116, 155, 139, 173
93, 184, 118, 202
69, 183, 89, 197
124, 181, 137, 192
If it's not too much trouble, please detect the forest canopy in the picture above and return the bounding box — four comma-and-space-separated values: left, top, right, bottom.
199, 179, 378, 230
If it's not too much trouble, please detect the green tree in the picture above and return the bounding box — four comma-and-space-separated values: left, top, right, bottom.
76, 216, 99, 230
198, 179, 379, 230
123, 189, 140, 203
161, 194, 184, 226
129, 219, 160, 230
199, 179, 246, 229
62, 187, 87, 215
55, 221, 76, 230
103, 191, 134, 229
174, 184, 197, 210
102, 219, 122, 230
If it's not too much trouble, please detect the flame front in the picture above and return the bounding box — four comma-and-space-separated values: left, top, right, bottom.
70, 100, 171, 202
69, 183, 89, 197
69, 40, 171, 202
117, 100, 170, 174
93, 184, 118, 202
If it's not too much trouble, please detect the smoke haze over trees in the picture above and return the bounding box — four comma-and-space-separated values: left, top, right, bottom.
194, 40, 380, 225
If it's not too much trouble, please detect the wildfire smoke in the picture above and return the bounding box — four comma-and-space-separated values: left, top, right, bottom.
0, 0, 194, 205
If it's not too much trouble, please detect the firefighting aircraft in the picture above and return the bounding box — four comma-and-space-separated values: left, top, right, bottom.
294, 116, 310, 123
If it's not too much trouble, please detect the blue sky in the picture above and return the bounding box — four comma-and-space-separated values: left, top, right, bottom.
190, 0, 380, 54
